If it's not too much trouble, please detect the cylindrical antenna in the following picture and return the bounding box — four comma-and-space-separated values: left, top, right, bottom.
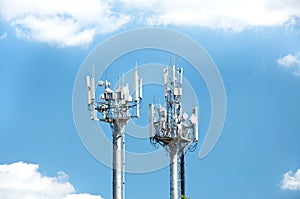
164, 67, 168, 97
91, 76, 95, 102
139, 78, 143, 99
149, 104, 154, 138
172, 65, 176, 84
164, 67, 168, 85
179, 68, 183, 85
86, 76, 92, 105
134, 63, 139, 101
172, 65, 176, 93
91, 64, 96, 102
136, 102, 140, 118
193, 106, 198, 142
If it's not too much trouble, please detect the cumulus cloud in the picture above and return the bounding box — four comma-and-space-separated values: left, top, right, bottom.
0, 162, 103, 199
1, 0, 300, 47
119, 0, 300, 31
281, 169, 300, 191
0, 0, 130, 47
277, 52, 300, 76
0, 32, 7, 39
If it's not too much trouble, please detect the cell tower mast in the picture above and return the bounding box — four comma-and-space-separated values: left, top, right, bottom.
86, 65, 142, 199
149, 65, 198, 199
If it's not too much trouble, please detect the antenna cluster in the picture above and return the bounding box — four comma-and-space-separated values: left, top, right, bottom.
86, 65, 142, 122
149, 65, 198, 149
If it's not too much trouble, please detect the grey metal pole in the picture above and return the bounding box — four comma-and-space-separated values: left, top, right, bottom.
121, 128, 125, 199
112, 123, 124, 199
170, 149, 178, 199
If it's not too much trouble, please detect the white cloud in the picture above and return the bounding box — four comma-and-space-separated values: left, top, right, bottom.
1, 0, 300, 47
277, 53, 300, 68
0, 0, 130, 47
285, 16, 300, 35
281, 169, 300, 191
0, 162, 103, 199
119, 0, 300, 31
0, 32, 7, 39
277, 52, 300, 76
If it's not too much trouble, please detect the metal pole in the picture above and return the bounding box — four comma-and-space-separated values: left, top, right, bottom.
170, 150, 178, 199
180, 154, 185, 197
121, 130, 125, 199
112, 123, 124, 199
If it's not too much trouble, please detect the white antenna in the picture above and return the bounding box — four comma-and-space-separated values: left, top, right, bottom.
172, 65, 176, 84
134, 62, 139, 101
149, 103, 154, 138
136, 102, 140, 118
192, 106, 198, 142
139, 78, 143, 99
91, 77, 95, 103
164, 67, 168, 85
91, 64, 96, 104
86, 72, 98, 120
164, 67, 169, 96
179, 68, 183, 85
86, 76, 92, 105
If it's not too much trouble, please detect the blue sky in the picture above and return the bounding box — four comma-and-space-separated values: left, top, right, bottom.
1, 0, 300, 199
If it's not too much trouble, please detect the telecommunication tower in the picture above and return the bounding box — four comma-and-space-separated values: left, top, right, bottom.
149, 65, 198, 199
86, 65, 142, 199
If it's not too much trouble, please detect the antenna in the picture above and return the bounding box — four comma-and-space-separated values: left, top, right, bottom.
179, 68, 183, 85
164, 67, 168, 85
85, 63, 142, 199
86, 68, 97, 121
86, 76, 92, 105
134, 62, 139, 102
149, 64, 198, 199
149, 103, 154, 139
172, 65, 175, 84
139, 78, 143, 99
192, 106, 198, 142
